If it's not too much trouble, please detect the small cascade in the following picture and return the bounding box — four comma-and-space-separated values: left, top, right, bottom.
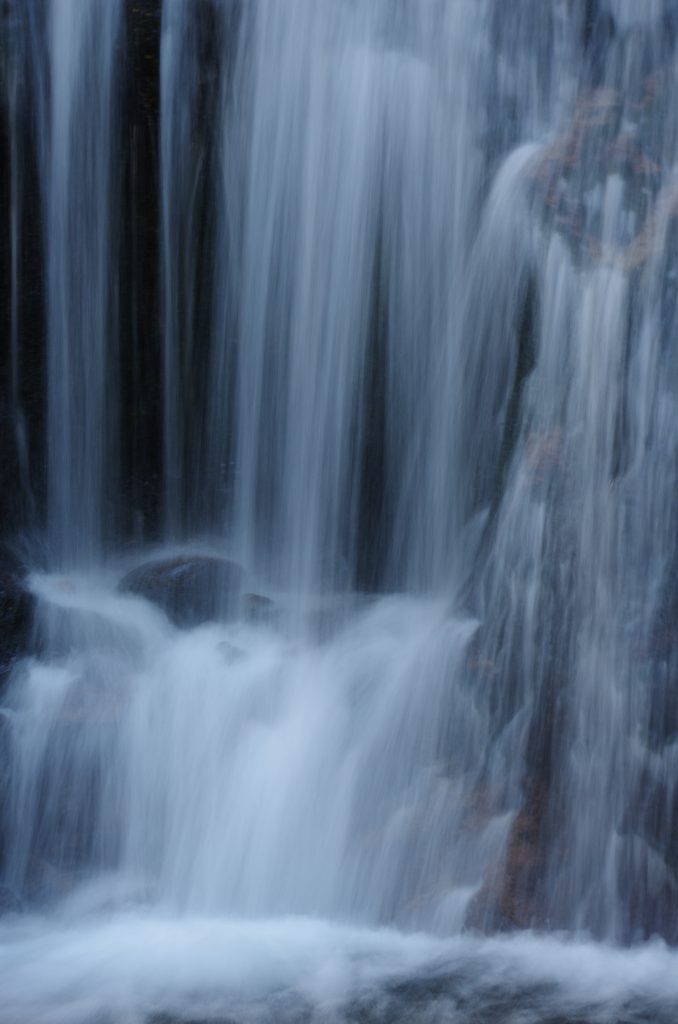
5, 577, 491, 929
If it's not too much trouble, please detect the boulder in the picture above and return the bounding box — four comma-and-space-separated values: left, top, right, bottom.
118, 555, 244, 627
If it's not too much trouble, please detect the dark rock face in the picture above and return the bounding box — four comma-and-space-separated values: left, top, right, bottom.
465, 782, 552, 934
0, 6, 47, 542
119, 555, 244, 627
0, 551, 34, 691
119, 0, 163, 545
0, 571, 30, 880
618, 770, 678, 945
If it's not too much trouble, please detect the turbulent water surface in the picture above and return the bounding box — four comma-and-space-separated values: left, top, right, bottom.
2, 0, 678, 1020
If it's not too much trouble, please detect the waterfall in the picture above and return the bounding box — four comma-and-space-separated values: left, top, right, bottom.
2, 1, 678, 1021
37, 0, 123, 566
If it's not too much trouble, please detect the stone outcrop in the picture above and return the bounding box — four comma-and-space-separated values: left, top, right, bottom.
119, 554, 244, 627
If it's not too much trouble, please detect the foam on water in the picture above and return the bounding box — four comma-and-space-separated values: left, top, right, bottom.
2, 910, 678, 1024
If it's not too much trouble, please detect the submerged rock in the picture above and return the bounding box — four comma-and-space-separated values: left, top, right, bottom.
118, 555, 244, 628
240, 592, 277, 624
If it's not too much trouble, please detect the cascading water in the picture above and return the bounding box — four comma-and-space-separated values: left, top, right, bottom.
34, 0, 124, 566
2, 1, 678, 1021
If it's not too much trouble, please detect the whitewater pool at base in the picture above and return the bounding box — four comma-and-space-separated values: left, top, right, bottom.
1, 910, 677, 1024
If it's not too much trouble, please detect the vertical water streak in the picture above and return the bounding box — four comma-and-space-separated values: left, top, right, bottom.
217, 0, 493, 597
207, 0, 246, 535
43, 0, 122, 567
161, 0, 231, 540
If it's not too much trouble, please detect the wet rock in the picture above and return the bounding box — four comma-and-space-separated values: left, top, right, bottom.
465, 675, 563, 935
119, 555, 244, 628
647, 662, 678, 750
617, 769, 678, 944
0, 404, 23, 538
241, 592, 277, 624
0, 550, 34, 691
525, 48, 678, 271
465, 782, 550, 933
493, 785, 549, 928
647, 559, 678, 748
